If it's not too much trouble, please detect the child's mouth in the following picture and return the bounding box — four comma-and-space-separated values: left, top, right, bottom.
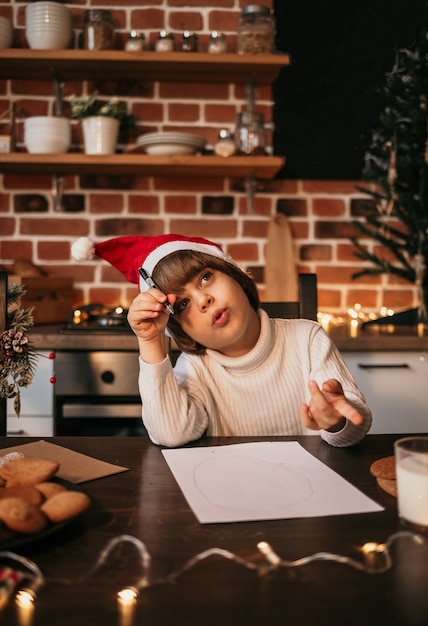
212, 308, 228, 327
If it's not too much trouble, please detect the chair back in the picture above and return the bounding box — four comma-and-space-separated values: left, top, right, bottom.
261, 273, 318, 321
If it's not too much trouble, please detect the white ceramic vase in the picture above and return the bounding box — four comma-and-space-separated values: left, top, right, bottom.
82, 116, 119, 155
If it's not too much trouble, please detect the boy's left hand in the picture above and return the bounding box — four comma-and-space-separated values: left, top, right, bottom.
299, 379, 364, 432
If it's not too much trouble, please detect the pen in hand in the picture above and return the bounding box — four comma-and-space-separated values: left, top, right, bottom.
139, 267, 175, 315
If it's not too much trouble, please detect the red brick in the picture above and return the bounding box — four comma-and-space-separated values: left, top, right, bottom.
168, 103, 200, 122
165, 195, 197, 214
88, 194, 124, 214
0, 240, 33, 260
169, 11, 203, 31
37, 242, 73, 261
128, 195, 160, 214
312, 198, 345, 216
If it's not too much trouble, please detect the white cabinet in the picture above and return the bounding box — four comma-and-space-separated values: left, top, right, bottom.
342, 351, 428, 434
7, 350, 54, 436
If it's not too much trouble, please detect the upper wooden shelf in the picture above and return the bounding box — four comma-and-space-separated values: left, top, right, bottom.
0, 50, 290, 83
0, 153, 285, 179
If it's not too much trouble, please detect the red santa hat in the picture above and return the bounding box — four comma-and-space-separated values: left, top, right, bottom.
71, 234, 236, 290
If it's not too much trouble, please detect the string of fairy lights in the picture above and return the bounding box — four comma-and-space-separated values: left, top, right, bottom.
1, 530, 425, 623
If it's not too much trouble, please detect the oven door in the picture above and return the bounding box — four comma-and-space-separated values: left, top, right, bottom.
54, 351, 146, 436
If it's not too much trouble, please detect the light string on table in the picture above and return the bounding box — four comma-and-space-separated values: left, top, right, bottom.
1, 530, 424, 619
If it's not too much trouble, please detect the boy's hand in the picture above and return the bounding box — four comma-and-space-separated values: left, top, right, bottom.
299, 379, 364, 432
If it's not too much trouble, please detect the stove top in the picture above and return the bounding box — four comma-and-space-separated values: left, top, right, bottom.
59, 304, 132, 333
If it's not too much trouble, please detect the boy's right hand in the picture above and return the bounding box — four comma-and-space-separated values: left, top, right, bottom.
127, 289, 175, 343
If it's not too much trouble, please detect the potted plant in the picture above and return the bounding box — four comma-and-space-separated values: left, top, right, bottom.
69, 92, 138, 155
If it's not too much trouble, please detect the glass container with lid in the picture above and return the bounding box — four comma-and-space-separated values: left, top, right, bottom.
235, 111, 267, 155
237, 5, 275, 54
181, 30, 199, 52
155, 30, 175, 52
125, 31, 147, 51
83, 9, 114, 50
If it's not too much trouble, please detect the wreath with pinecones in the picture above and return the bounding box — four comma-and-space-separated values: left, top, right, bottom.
0, 284, 37, 416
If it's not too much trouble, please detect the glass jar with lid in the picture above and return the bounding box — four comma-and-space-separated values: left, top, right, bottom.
237, 5, 275, 54
208, 31, 227, 54
235, 111, 267, 155
181, 30, 199, 52
155, 30, 175, 52
125, 31, 147, 52
83, 9, 114, 50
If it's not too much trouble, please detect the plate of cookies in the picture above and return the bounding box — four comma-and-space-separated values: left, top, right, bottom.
0, 456, 91, 549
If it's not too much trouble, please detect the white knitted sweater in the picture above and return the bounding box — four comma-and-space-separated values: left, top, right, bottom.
138, 310, 372, 448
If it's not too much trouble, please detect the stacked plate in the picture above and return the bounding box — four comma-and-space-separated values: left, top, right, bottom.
0, 16, 13, 48
24, 116, 71, 154
25, 1, 72, 49
137, 132, 206, 156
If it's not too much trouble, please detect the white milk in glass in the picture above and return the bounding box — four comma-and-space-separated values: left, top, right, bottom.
397, 454, 428, 527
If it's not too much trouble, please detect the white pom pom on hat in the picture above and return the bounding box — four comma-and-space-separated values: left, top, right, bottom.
71, 237, 96, 261
70, 233, 237, 287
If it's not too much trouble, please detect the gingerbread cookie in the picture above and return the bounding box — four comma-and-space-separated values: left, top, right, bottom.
376, 477, 398, 497
0, 497, 48, 534
0, 457, 60, 486
41, 491, 91, 523
369, 455, 396, 480
0, 485, 44, 507
35, 481, 67, 500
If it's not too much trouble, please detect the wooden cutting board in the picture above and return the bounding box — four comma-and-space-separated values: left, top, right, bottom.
264, 214, 298, 301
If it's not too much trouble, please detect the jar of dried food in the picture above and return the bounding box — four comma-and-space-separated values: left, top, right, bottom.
83, 9, 114, 50
125, 31, 147, 51
237, 5, 275, 54
181, 30, 199, 52
155, 30, 175, 52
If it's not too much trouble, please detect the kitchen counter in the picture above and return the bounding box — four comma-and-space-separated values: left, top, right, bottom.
30, 322, 428, 352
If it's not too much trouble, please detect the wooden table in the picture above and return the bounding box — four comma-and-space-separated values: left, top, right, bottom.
1, 435, 427, 626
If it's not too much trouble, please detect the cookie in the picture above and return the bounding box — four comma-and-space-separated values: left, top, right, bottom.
40, 491, 90, 523
35, 481, 67, 500
0, 458, 60, 486
370, 455, 396, 480
376, 477, 398, 497
0, 497, 48, 534
0, 485, 44, 507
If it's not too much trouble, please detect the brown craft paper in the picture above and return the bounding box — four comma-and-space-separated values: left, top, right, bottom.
0, 440, 129, 483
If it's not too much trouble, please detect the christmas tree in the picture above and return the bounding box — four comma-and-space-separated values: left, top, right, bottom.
351, 26, 428, 319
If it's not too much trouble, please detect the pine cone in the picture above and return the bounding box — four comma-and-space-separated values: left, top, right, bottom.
0, 329, 29, 358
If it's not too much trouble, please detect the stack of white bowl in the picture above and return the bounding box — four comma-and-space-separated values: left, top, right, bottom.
25, 1, 72, 50
0, 16, 13, 48
24, 116, 71, 154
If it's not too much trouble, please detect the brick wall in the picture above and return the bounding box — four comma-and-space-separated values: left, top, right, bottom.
0, 0, 417, 318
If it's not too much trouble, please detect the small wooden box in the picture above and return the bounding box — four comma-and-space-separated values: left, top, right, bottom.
8, 275, 74, 324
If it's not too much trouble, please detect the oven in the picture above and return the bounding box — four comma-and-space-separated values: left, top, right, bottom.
54, 304, 146, 436
54, 350, 147, 436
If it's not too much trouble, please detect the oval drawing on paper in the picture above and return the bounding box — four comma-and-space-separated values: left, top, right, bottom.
193, 456, 313, 513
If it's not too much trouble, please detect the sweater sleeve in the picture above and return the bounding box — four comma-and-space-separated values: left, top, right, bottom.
138, 354, 210, 447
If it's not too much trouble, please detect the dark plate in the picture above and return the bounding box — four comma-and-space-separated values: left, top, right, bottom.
0, 477, 90, 551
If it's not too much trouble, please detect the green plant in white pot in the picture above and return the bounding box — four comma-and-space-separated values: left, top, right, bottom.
69, 92, 138, 155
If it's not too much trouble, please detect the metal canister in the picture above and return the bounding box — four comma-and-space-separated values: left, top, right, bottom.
237, 5, 275, 54
83, 9, 114, 50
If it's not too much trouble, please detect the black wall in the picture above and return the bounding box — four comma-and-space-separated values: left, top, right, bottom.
273, 0, 427, 179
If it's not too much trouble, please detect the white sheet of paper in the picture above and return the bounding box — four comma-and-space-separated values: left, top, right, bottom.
162, 441, 384, 523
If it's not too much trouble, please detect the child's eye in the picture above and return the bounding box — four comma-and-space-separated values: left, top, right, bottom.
176, 298, 189, 313
200, 270, 213, 285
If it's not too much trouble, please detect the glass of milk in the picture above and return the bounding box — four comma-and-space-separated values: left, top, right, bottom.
395, 437, 428, 533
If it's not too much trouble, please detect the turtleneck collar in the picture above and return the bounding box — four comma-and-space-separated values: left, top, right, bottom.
205, 309, 277, 373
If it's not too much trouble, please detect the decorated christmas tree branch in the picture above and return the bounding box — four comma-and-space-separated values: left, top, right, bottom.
0, 284, 37, 417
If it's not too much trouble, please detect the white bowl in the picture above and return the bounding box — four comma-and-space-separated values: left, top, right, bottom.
25, 2, 72, 49
0, 16, 13, 48
24, 116, 71, 153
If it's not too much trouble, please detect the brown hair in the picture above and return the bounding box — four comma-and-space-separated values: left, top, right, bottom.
153, 250, 259, 354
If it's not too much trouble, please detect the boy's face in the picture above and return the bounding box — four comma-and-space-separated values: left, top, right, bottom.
173, 268, 260, 357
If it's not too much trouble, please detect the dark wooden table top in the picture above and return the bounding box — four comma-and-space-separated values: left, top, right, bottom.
0, 434, 427, 626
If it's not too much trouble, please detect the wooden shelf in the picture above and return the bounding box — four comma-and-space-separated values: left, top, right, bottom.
0, 153, 285, 179
0, 50, 290, 83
